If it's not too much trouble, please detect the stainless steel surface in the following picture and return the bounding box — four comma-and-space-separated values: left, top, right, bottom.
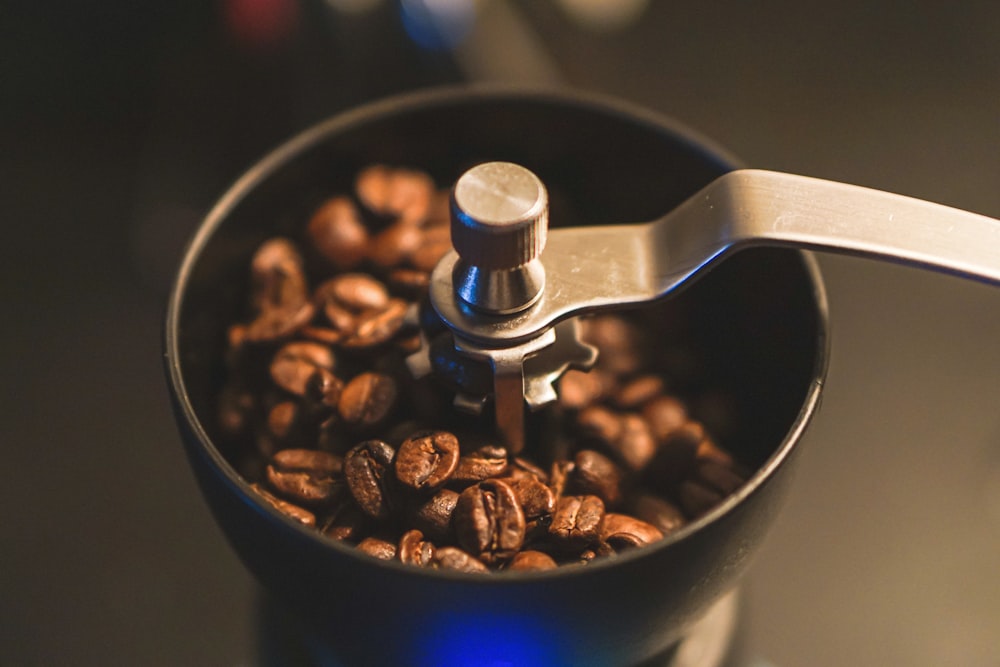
451, 161, 549, 314
433, 168, 1000, 347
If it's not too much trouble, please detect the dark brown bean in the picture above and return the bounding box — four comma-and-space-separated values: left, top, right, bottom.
631, 493, 686, 536
609, 414, 657, 472
338, 372, 398, 428
576, 405, 623, 444
368, 221, 423, 268
342, 298, 409, 349
557, 369, 610, 410
548, 460, 574, 500
272, 448, 343, 476
251, 483, 316, 527
394, 430, 460, 491
357, 536, 397, 560
306, 196, 369, 270
243, 239, 314, 342
644, 421, 703, 485
343, 440, 396, 520
410, 488, 459, 541
398, 529, 435, 567
454, 479, 526, 563
505, 456, 548, 484
613, 375, 666, 410
320, 501, 370, 542
599, 513, 663, 551
497, 476, 555, 519
432, 547, 489, 573
451, 445, 509, 486
582, 315, 644, 376
386, 268, 430, 296
549, 495, 605, 549
270, 341, 337, 396
355, 165, 434, 225
642, 395, 688, 442
572, 450, 625, 507
676, 479, 724, 519
693, 459, 745, 495
506, 550, 558, 572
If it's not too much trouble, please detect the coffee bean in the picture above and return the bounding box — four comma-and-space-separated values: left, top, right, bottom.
343, 440, 396, 520
386, 268, 430, 296
243, 239, 314, 343
273, 448, 343, 476
676, 479, 724, 519
644, 421, 703, 485
342, 298, 409, 349
368, 221, 423, 268
270, 342, 337, 396
576, 405, 623, 444
355, 165, 434, 225
582, 315, 644, 376
398, 529, 435, 566
454, 479, 526, 563
307, 196, 369, 270
497, 476, 555, 519
394, 430, 460, 491
451, 445, 509, 486
325, 273, 390, 312
432, 546, 489, 573
506, 550, 558, 572
357, 536, 397, 560
693, 460, 745, 495
320, 501, 370, 542
338, 372, 398, 428
305, 367, 344, 410
642, 395, 688, 442
599, 513, 663, 551
548, 460, 574, 500
631, 493, 686, 536
505, 457, 548, 484
410, 488, 459, 541
549, 495, 605, 549
557, 369, 610, 410
613, 375, 666, 410
609, 414, 657, 472
251, 483, 316, 527
572, 450, 625, 507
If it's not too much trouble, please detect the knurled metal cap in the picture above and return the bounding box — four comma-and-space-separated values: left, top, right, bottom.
450, 161, 548, 270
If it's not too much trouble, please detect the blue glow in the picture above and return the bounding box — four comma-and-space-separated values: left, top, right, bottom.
417, 610, 568, 667
399, 0, 477, 51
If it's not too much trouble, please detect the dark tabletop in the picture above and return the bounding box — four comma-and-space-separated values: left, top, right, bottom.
2, 1, 998, 664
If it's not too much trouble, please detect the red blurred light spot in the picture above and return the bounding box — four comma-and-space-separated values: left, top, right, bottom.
224, 0, 300, 48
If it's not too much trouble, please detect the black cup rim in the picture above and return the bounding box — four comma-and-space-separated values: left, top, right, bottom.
164, 83, 830, 582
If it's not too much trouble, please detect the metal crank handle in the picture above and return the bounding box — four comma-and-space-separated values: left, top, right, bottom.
431, 169, 1000, 347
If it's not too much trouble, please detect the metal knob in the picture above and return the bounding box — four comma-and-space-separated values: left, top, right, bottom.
450, 161, 548, 314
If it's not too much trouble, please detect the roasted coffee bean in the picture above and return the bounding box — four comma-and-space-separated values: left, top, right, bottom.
386, 268, 430, 296
693, 460, 745, 495
676, 479, 724, 518
342, 298, 409, 349
576, 542, 615, 564
599, 513, 664, 551
328, 273, 390, 312
343, 440, 396, 520
338, 372, 398, 428
572, 450, 625, 507
408, 231, 451, 273
305, 367, 345, 410
642, 395, 688, 442
696, 437, 737, 469
505, 456, 548, 484
432, 547, 489, 573
355, 165, 434, 225
613, 375, 666, 410
631, 493, 686, 536
576, 405, 623, 444
506, 550, 558, 572
398, 529, 436, 566
242, 239, 314, 343
548, 460, 574, 500
266, 462, 342, 508
270, 341, 337, 396
557, 369, 610, 410
410, 488, 459, 541
218, 384, 255, 438
266, 401, 299, 440
644, 421, 704, 485
320, 501, 370, 542
307, 196, 369, 270
582, 315, 644, 376
497, 476, 555, 519
251, 483, 316, 527
609, 414, 657, 472
451, 445, 509, 486
394, 430, 460, 491
273, 448, 343, 476
357, 536, 397, 560
549, 495, 605, 549
368, 221, 423, 268
454, 479, 526, 563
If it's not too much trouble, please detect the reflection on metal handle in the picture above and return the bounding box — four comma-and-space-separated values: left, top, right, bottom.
431, 169, 1000, 346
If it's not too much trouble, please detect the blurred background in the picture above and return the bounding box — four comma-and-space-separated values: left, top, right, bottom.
2, 1, 998, 664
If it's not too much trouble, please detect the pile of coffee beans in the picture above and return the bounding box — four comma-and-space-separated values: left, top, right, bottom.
216, 164, 748, 573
